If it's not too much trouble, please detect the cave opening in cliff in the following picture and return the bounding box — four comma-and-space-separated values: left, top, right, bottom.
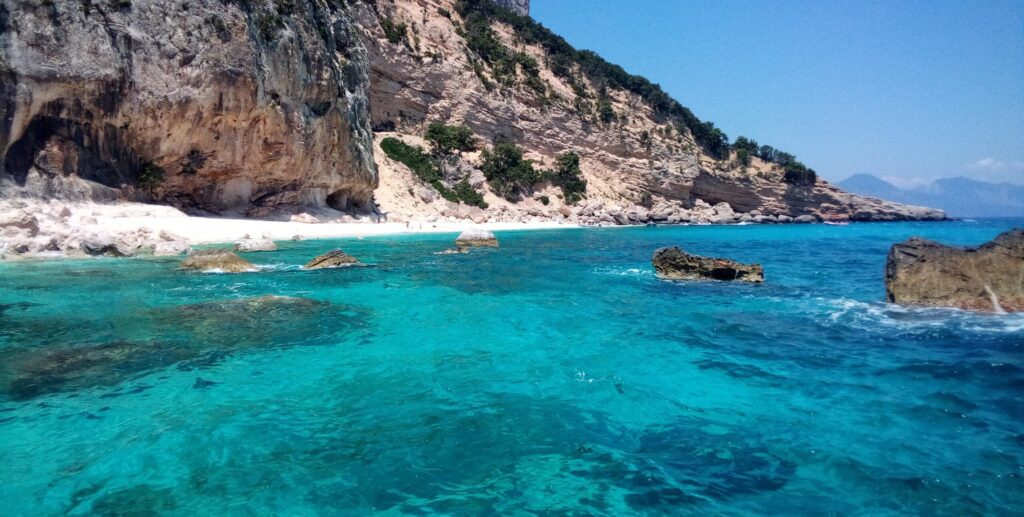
3, 115, 136, 189
326, 188, 372, 213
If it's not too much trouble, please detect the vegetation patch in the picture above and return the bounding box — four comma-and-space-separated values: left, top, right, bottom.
380, 17, 407, 45
481, 142, 542, 201
732, 136, 816, 184
549, 151, 587, 204
480, 143, 587, 204
424, 122, 477, 156
137, 162, 165, 191
380, 137, 487, 208
458, 7, 545, 94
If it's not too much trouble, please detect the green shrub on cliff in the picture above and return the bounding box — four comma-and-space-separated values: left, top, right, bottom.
380, 138, 440, 183
454, 179, 488, 208
783, 162, 817, 186
459, 10, 545, 94
256, 14, 285, 42
380, 18, 407, 45
481, 142, 541, 201
137, 162, 165, 191
424, 122, 477, 156
379, 138, 487, 208
550, 151, 587, 204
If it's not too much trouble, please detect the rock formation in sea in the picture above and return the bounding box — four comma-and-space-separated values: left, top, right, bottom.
455, 229, 499, 248
304, 248, 360, 270
885, 229, 1024, 313
0, 0, 943, 250
180, 249, 256, 273
653, 247, 765, 282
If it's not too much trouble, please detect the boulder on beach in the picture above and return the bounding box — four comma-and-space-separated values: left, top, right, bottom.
180, 249, 257, 273
885, 228, 1024, 312
235, 238, 278, 252
455, 229, 499, 248
653, 247, 764, 282
303, 249, 360, 270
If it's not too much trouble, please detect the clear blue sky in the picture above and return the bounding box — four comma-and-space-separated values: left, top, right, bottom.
531, 0, 1024, 186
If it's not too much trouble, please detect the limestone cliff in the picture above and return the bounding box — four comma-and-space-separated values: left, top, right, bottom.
363, 0, 944, 224
493, 0, 529, 16
0, 0, 944, 225
0, 0, 376, 215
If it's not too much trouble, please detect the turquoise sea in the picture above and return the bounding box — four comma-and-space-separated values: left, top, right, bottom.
0, 219, 1022, 515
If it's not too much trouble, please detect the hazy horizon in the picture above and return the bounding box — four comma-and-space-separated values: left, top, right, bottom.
532, 0, 1024, 186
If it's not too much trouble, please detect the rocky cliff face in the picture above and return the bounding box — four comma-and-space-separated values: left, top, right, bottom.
0, 0, 376, 215
0, 0, 943, 224
493, 0, 529, 16
362, 0, 944, 224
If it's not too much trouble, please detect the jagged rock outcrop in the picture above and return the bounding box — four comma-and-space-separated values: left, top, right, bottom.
885, 229, 1024, 312
303, 248, 359, 270
653, 247, 764, 282
0, 198, 189, 258
0, 0, 377, 215
180, 249, 256, 273
494, 0, 530, 16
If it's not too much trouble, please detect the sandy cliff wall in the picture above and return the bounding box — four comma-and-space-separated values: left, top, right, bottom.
0, 0, 377, 215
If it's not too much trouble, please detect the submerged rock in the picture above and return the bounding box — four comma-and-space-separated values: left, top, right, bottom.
885, 228, 1024, 312
1, 295, 365, 400
235, 238, 278, 253
455, 229, 499, 248
304, 249, 360, 270
180, 249, 256, 273
653, 247, 764, 282
2, 341, 195, 401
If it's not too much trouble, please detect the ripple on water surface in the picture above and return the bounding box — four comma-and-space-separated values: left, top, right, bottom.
0, 220, 1021, 515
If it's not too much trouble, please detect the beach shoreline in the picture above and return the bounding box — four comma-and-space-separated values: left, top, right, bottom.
0, 200, 581, 260
89, 204, 579, 245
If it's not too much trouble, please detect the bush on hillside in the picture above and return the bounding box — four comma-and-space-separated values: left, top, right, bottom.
380, 138, 488, 208
380, 18, 407, 45
550, 151, 587, 204
424, 122, 477, 156
481, 142, 542, 201
783, 162, 817, 186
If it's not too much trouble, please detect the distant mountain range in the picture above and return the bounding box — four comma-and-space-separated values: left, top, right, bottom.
838, 174, 1024, 218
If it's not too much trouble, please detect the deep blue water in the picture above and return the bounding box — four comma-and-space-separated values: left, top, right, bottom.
0, 219, 1022, 515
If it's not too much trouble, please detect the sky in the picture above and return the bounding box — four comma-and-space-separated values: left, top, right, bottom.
531, 0, 1024, 186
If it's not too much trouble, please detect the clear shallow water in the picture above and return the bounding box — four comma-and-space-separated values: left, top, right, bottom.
0, 220, 1022, 516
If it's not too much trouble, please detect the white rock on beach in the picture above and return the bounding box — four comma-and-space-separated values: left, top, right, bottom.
235, 238, 278, 252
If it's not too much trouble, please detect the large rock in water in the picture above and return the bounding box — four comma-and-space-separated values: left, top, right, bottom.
180, 249, 256, 273
304, 249, 360, 270
885, 229, 1024, 312
455, 229, 499, 248
653, 247, 764, 282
